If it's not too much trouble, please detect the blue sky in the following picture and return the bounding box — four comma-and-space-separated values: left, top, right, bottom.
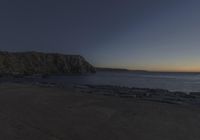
1, 0, 200, 71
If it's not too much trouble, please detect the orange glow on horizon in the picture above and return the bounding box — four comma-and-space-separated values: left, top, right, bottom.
106, 65, 200, 73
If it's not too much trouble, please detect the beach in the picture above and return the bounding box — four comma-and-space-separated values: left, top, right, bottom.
0, 83, 200, 140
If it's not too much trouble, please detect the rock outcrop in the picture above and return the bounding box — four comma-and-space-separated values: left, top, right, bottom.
0, 51, 96, 75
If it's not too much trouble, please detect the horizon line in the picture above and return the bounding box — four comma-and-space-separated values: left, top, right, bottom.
96, 67, 200, 73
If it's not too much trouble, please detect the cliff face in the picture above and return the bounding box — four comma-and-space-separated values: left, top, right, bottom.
0, 51, 96, 75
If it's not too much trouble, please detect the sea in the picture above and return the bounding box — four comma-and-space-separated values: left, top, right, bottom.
7, 71, 200, 93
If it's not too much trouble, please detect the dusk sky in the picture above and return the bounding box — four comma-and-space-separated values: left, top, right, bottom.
1, 0, 200, 72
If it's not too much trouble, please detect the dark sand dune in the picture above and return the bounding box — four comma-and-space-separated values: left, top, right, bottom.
0, 84, 200, 140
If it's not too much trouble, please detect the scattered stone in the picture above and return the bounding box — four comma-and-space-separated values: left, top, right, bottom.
77, 84, 200, 106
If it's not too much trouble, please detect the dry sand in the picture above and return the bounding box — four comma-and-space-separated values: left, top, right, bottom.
0, 83, 200, 140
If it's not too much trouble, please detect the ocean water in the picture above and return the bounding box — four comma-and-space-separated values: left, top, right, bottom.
26, 71, 200, 93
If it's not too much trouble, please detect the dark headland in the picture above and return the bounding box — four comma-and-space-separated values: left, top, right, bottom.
0, 52, 200, 140
0, 51, 96, 75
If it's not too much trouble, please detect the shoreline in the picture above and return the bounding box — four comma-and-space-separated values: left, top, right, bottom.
1, 80, 200, 106
1, 72, 200, 93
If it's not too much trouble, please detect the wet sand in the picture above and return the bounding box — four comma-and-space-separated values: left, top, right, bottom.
0, 83, 200, 140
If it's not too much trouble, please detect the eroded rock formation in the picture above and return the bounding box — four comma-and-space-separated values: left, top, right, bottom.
0, 51, 96, 75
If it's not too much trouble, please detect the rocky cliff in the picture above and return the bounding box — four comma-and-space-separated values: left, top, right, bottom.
0, 51, 96, 75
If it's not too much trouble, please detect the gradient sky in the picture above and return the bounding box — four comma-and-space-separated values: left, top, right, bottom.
1, 0, 200, 72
